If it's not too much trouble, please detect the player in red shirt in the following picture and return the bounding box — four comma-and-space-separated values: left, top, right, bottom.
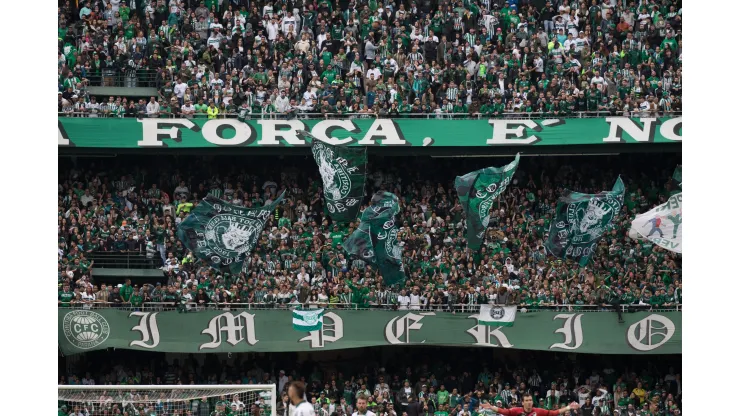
481, 393, 580, 416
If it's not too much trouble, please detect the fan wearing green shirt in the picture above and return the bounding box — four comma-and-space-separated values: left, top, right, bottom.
329, 225, 345, 248
478, 101, 494, 116
130, 287, 144, 307
194, 99, 208, 114
120, 279, 134, 303
434, 403, 449, 416
436, 385, 450, 407
321, 47, 333, 66
452, 100, 468, 114
322, 64, 338, 84
59, 284, 75, 306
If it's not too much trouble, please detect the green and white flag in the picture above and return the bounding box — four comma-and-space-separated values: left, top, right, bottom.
477, 305, 517, 327
299, 130, 368, 223
455, 154, 520, 250
344, 191, 405, 286
545, 177, 625, 266
292, 308, 324, 331
629, 192, 682, 253
176, 191, 286, 273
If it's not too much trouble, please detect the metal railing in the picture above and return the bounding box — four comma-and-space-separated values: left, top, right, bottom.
87, 252, 159, 269
58, 301, 681, 313
57, 111, 682, 120
73, 69, 160, 89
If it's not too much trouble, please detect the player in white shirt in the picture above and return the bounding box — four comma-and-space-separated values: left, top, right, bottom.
290, 381, 315, 416
352, 396, 377, 416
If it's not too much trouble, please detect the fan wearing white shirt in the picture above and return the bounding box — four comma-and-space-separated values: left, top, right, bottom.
590, 74, 605, 86
174, 79, 188, 101
397, 289, 411, 310
302, 90, 317, 106
591, 389, 608, 407
289, 381, 315, 416
366, 67, 381, 80
278, 370, 290, 394
352, 396, 377, 416
409, 290, 421, 310
230, 395, 245, 411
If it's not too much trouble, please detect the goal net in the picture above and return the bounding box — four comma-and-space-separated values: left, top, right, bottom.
58, 385, 277, 416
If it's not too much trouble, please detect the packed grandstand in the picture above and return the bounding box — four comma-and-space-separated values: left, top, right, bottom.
58, 0, 681, 117
58, 0, 682, 414
58, 154, 681, 311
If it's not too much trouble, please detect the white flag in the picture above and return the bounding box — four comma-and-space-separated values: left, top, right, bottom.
629, 192, 682, 253
292, 309, 324, 331
478, 305, 517, 327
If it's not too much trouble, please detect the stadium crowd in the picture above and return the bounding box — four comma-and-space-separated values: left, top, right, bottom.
59, 349, 682, 415
58, 154, 682, 314
58, 0, 682, 117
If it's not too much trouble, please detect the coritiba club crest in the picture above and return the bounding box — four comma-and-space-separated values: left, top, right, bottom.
476, 183, 499, 229
476, 174, 512, 232
313, 143, 352, 201
569, 196, 621, 242
204, 214, 262, 262
385, 227, 403, 262
489, 306, 505, 320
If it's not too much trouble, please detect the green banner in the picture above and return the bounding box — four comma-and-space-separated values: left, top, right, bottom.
455, 154, 519, 251
59, 309, 680, 355
58, 117, 682, 148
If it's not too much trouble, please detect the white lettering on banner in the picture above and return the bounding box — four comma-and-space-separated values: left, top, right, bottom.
466, 324, 514, 348
486, 120, 544, 145
356, 119, 407, 145
601, 117, 682, 143
311, 120, 357, 145
299, 312, 344, 348
199, 312, 259, 350
257, 120, 307, 145
62, 117, 685, 148
549, 313, 584, 350
58, 122, 70, 146
137, 119, 197, 147
201, 119, 255, 145
384, 313, 435, 344
129, 312, 161, 349
659, 117, 682, 141
626, 314, 675, 351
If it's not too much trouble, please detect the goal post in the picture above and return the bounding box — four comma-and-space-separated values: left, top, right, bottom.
58, 385, 278, 416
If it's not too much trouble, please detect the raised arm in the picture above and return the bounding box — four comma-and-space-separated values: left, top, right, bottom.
551, 402, 580, 415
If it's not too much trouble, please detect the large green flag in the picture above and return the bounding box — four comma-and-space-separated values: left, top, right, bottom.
545, 177, 625, 266
177, 191, 285, 273
298, 130, 367, 223
454, 154, 520, 250
343, 191, 405, 286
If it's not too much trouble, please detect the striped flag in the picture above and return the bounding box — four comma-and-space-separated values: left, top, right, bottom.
292, 309, 324, 331
477, 305, 517, 327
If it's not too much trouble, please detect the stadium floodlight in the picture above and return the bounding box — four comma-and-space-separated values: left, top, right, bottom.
58, 384, 277, 416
